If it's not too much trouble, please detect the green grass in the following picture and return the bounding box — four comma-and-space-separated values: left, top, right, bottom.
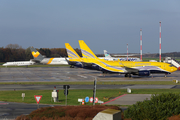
0, 81, 179, 85
0, 89, 180, 105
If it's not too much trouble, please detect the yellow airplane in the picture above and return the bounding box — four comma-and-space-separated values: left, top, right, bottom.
65, 43, 93, 68
78, 40, 179, 77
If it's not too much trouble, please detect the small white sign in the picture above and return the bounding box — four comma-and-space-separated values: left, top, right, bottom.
22, 93, 25, 97
78, 99, 83, 102
176, 80, 179, 83
98, 100, 104, 104
52, 92, 57, 98
127, 88, 131, 93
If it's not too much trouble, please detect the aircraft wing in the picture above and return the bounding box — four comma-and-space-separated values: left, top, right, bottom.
81, 62, 93, 67
30, 59, 41, 63
124, 67, 139, 74
65, 59, 76, 65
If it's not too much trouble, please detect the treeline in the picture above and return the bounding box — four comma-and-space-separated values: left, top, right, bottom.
1, 44, 180, 62
0, 44, 82, 62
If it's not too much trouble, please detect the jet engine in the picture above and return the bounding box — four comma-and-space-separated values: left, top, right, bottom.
92, 63, 101, 71
75, 62, 83, 68
138, 70, 150, 76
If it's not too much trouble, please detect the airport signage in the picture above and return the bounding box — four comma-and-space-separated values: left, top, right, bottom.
98, 100, 104, 104
22, 93, 25, 97
89, 97, 98, 103
89, 97, 93, 103
34, 95, 42, 104
63, 85, 70, 89
78, 99, 83, 102
63, 85, 70, 96
22, 93, 25, 101
95, 97, 98, 103
85, 97, 89, 102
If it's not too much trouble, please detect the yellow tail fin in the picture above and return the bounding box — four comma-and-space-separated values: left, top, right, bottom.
78, 40, 98, 59
65, 43, 81, 60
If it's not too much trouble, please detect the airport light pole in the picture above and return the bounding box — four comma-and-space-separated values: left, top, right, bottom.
127, 44, 128, 61
140, 29, 142, 61
159, 21, 161, 62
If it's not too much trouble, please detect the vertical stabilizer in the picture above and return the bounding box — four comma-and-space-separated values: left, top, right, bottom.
65, 43, 81, 60
30, 47, 44, 61
78, 40, 98, 59
104, 50, 112, 58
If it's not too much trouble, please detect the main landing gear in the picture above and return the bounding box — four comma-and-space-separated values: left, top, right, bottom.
70, 65, 74, 68
125, 74, 131, 78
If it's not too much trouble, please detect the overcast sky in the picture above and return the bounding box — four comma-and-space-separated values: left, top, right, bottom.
0, 0, 180, 54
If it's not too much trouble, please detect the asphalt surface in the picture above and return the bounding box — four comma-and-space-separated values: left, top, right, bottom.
0, 84, 179, 91
0, 67, 180, 119
0, 67, 179, 82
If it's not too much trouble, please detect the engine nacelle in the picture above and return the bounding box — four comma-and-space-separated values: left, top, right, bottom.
75, 62, 83, 68
138, 70, 150, 76
92, 63, 102, 71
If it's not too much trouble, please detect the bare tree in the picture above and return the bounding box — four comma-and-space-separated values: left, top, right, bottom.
6, 44, 22, 49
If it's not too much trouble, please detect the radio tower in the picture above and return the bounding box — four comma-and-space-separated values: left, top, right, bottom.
140, 29, 142, 61
127, 44, 128, 61
159, 21, 161, 62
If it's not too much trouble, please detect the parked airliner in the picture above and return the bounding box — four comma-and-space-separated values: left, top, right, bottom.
67, 40, 180, 77
2, 60, 35, 67
30, 47, 68, 65
99, 50, 141, 61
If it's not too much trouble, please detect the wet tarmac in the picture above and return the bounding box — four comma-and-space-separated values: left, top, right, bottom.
0, 66, 179, 82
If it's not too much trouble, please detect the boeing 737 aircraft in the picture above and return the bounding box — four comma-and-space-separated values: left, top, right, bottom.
2, 60, 35, 67
65, 43, 94, 68
30, 47, 68, 65
77, 40, 179, 77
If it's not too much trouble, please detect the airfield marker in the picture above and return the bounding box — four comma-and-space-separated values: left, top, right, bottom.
34, 95, 42, 109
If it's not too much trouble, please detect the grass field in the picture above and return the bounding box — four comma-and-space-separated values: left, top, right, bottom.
0, 89, 180, 106
0, 80, 179, 85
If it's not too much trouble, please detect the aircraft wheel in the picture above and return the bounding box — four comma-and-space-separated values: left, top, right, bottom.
125, 74, 128, 77
70, 65, 74, 68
